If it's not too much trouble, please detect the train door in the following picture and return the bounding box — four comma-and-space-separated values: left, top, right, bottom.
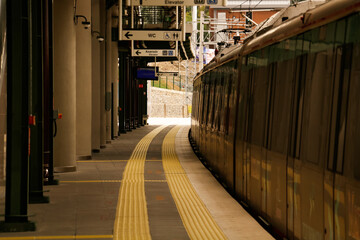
326, 17, 357, 240
224, 61, 237, 190
213, 69, 222, 175
287, 38, 307, 239
298, 28, 334, 240
341, 15, 360, 239
247, 52, 269, 215
244, 57, 254, 203
234, 57, 249, 200
266, 40, 295, 235
198, 77, 205, 148
234, 57, 251, 201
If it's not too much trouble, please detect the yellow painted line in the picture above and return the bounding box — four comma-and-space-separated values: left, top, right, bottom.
113, 125, 167, 240
0, 235, 113, 239
162, 126, 227, 240
60, 180, 167, 183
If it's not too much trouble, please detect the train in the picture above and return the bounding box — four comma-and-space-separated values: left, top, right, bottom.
190, 0, 360, 239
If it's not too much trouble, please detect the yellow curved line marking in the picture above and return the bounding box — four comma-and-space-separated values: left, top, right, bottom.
0, 235, 113, 239
162, 126, 227, 240
113, 125, 167, 240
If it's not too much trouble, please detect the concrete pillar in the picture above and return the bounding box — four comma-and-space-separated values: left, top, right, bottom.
76, 0, 92, 160
91, 0, 101, 152
105, 7, 112, 143
53, 0, 76, 172
100, 0, 106, 148
112, 40, 118, 137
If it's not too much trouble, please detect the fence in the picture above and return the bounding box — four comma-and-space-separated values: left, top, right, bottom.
151, 75, 193, 92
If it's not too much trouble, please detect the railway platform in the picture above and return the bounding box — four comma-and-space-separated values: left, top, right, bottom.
0, 120, 273, 240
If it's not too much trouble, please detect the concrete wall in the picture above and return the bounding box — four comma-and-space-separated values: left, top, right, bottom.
148, 87, 192, 118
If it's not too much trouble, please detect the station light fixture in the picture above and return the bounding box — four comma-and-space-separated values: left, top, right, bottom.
92, 30, 105, 42
74, 15, 91, 29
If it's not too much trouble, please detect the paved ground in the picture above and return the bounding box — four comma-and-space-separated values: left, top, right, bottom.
0, 118, 273, 240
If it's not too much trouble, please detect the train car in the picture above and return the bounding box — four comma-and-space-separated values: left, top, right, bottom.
190, 0, 360, 239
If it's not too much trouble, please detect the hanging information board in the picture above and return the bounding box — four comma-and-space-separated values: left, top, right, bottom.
126, 0, 227, 6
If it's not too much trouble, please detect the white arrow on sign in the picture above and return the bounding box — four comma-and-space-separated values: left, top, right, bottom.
121, 30, 182, 41
132, 49, 178, 57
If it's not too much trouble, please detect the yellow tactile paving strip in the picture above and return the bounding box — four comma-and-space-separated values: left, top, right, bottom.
113, 125, 167, 240
162, 126, 227, 240
60, 180, 167, 183
76, 160, 162, 163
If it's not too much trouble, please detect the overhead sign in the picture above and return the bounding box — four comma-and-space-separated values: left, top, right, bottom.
157, 72, 179, 77
132, 49, 178, 57
136, 67, 159, 80
127, 0, 226, 6
121, 30, 182, 41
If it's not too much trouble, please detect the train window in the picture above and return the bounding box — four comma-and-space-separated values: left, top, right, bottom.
202, 75, 210, 125
250, 66, 269, 146
237, 68, 250, 141
225, 73, 233, 134
209, 73, 216, 128
291, 34, 305, 159
345, 13, 360, 44
199, 80, 205, 124
294, 55, 306, 159
300, 45, 333, 165
220, 70, 230, 132
269, 59, 294, 154
214, 70, 223, 130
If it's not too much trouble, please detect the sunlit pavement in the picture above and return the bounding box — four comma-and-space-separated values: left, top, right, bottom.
147, 117, 191, 126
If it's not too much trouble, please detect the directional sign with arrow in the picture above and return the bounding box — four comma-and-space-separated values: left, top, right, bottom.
120, 30, 183, 41
131, 48, 178, 57
124, 32, 133, 39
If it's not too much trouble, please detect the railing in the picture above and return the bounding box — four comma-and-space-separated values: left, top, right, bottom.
151, 75, 193, 92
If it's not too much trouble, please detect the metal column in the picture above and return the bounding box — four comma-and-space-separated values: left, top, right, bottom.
0, 0, 36, 231
118, 51, 126, 134
43, 0, 58, 185
29, 0, 49, 204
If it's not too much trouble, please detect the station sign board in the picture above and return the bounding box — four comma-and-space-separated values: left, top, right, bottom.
132, 49, 178, 57
120, 30, 182, 41
136, 67, 159, 80
127, 0, 226, 6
